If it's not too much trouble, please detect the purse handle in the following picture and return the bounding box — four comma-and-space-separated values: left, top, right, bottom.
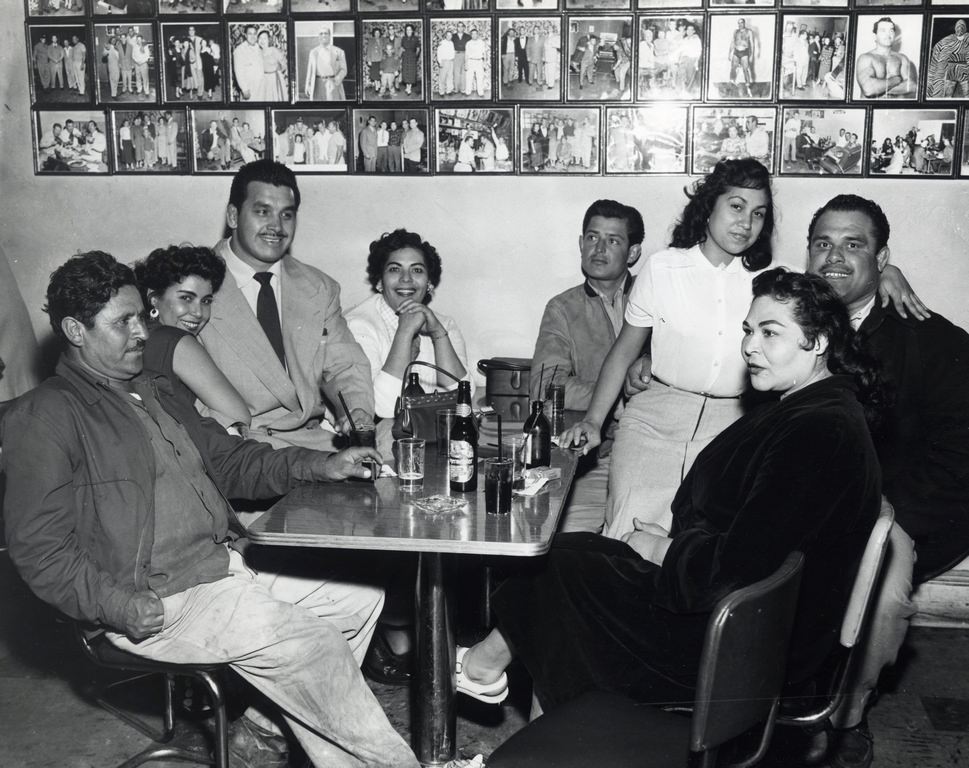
399, 360, 464, 400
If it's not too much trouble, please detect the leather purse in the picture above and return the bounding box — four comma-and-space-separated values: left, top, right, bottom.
392, 361, 462, 442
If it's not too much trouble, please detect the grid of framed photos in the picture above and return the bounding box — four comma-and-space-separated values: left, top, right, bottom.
24, 0, 969, 177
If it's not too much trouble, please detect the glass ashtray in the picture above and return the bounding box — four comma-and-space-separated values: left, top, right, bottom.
411, 494, 469, 516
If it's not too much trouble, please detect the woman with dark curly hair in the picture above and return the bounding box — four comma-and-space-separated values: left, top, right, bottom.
456, 269, 882, 717
135, 244, 251, 432
345, 228, 472, 420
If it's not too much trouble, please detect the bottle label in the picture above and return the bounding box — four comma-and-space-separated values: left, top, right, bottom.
449, 440, 475, 483
455, 403, 472, 418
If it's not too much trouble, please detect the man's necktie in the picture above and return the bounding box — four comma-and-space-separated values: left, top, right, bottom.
253, 272, 286, 367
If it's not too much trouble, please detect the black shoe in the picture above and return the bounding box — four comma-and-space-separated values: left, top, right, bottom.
830, 720, 874, 768
363, 628, 413, 687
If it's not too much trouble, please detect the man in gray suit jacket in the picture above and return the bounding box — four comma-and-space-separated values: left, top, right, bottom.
200, 160, 374, 451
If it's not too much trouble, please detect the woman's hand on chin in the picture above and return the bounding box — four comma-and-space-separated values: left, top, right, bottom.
395, 299, 428, 337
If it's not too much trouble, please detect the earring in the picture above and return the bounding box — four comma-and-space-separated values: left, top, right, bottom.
426, 285, 434, 296
149, 307, 159, 319
376, 282, 383, 293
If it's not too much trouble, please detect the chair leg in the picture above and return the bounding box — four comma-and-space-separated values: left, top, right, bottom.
188, 669, 229, 768
93, 672, 177, 744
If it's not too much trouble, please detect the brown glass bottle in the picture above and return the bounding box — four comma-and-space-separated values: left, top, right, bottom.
404, 372, 425, 397
523, 400, 551, 468
448, 381, 478, 492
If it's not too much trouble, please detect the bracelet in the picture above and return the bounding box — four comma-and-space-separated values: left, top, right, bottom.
430, 329, 449, 341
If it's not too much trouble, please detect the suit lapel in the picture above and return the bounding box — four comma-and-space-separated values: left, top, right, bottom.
281, 257, 326, 390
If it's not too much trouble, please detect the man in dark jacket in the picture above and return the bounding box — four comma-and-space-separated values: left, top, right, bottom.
1, 251, 419, 768
808, 194, 969, 768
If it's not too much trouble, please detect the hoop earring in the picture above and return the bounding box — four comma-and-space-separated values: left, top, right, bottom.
149, 307, 159, 319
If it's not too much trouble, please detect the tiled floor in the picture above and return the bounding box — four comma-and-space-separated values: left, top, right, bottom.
2, 550, 968, 768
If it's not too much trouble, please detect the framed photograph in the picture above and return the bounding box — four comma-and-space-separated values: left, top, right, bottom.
691, 106, 777, 175
191, 109, 267, 173
781, 0, 845, 6
709, 0, 773, 7
357, 0, 419, 13
852, 14, 922, 101
707, 14, 777, 100
519, 106, 600, 174
778, 16, 849, 101
429, 1, 496, 10
350, 108, 430, 173
497, 17, 562, 102
430, 18, 493, 100
158, 0, 218, 13
434, 106, 514, 173
925, 16, 969, 100
869, 109, 956, 177
229, 23, 290, 104
27, 24, 93, 105
160, 23, 225, 103
637, 0, 701, 8
360, 20, 425, 102
93, 0, 153, 14
94, 24, 158, 104
567, 0, 629, 8
856, 0, 920, 7
292, 0, 350, 12
778, 106, 865, 175
933, 0, 969, 5
961, 120, 969, 176
111, 108, 188, 172
25, 0, 86, 17
566, 16, 634, 101
224, 0, 283, 15
33, 109, 109, 173
637, 15, 703, 102
271, 109, 350, 173
605, 106, 687, 174
497, 0, 557, 7
295, 20, 357, 103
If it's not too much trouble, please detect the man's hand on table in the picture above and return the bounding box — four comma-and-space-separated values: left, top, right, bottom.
320, 447, 383, 482
124, 591, 164, 641
559, 420, 602, 456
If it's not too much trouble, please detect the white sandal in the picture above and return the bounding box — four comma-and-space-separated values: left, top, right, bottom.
455, 646, 508, 704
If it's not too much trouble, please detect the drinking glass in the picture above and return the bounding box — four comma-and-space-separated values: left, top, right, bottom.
396, 438, 426, 492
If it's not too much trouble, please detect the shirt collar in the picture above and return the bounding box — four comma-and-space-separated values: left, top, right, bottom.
583, 271, 634, 299
222, 240, 283, 289
375, 293, 401, 333
849, 295, 877, 331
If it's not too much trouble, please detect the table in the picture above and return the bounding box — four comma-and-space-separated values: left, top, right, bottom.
246, 446, 579, 767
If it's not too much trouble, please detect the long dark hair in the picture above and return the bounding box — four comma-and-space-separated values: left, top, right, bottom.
670, 158, 774, 272
751, 268, 886, 424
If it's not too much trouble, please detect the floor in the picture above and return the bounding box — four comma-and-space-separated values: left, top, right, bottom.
2, 549, 969, 768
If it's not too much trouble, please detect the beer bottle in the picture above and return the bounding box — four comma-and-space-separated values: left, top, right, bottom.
522, 400, 551, 469
449, 381, 478, 492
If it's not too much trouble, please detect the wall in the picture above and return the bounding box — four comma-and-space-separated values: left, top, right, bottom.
3, 1, 969, 384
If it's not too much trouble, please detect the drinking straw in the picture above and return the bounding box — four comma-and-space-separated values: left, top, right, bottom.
497, 414, 503, 461
547, 364, 559, 397
337, 391, 358, 432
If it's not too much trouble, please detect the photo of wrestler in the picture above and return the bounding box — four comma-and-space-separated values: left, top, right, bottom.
27, 24, 92, 106
691, 106, 777, 175
636, 15, 703, 102
360, 19, 425, 102
295, 20, 357, 103
229, 23, 289, 104
33, 109, 109, 173
350, 108, 430, 174
852, 14, 922, 101
707, 13, 777, 100
430, 17, 493, 101
605, 106, 687, 175
778, 16, 850, 101
159, 23, 225, 103
496, 17, 562, 102
94, 24, 158, 105
566, 16, 634, 102
869, 108, 956, 176
271, 109, 350, 173
778, 106, 865, 176
190, 108, 265, 173
111, 108, 188, 173
435, 107, 514, 173
519, 106, 600, 174
925, 16, 969, 100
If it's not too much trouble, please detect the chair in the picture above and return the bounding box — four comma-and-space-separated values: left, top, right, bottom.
76, 625, 230, 768
487, 551, 805, 768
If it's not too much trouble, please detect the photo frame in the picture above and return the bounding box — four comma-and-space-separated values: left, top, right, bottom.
961, 119, 969, 176
636, 15, 704, 102
856, 0, 920, 7
779, 106, 865, 176
32, 108, 110, 173
92, 0, 153, 14
159, 23, 226, 103
496, 0, 556, 7
94, 24, 159, 105
291, 0, 351, 13
271, 108, 351, 173
295, 20, 357, 103
925, 15, 969, 100
519, 106, 600, 174
852, 14, 923, 101
429, 17, 493, 100
706, 13, 777, 100
191, 108, 267, 173
429, 1, 496, 11
350, 107, 430, 173
157, 0, 219, 14
27, 24, 93, 105
709, 0, 773, 7
869, 108, 956, 177
567, 0, 628, 8
224, 0, 284, 15
781, 0, 846, 7
111, 107, 189, 172
26, 0, 87, 17
434, 106, 515, 173
496, 17, 562, 102
691, 106, 777, 175
360, 19, 425, 102
605, 105, 687, 174
228, 23, 290, 104
566, 16, 634, 102
638, 0, 700, 9
778, 15, 849, 101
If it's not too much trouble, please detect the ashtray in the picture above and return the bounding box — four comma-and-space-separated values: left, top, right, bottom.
412, 495, 469, 516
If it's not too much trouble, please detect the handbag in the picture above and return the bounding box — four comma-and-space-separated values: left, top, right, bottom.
392, 360, 462, 442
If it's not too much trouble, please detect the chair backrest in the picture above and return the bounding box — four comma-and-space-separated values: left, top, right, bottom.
840, 503, 894, 647
690, 551, 805, 754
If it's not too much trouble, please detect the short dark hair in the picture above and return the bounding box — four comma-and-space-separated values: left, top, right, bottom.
582, 200, 645, 246
227, 159, 301, 212
45, 251, 137, 340
752, 268, 885, 423
873, 17, 896, 34
366, 229, 443, 303
807, 194, 890, 252
134, 245, 226, 308
670, 158, 774, 272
